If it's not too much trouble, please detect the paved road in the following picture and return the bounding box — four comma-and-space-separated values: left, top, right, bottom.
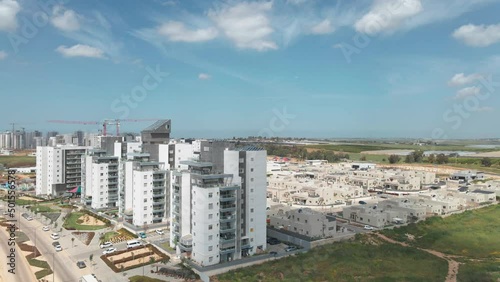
0, 216, 37, 282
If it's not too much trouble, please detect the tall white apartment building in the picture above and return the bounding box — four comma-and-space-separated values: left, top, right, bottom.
82, 150, 120, 209
223, 147, 267, 259
122, 157, 169, 226
36, 145, 90, 196
169, 146, 267, 266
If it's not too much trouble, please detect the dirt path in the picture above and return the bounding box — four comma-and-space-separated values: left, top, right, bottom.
374, 233, 459, 282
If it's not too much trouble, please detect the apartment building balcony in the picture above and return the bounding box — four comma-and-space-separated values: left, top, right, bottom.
108, 166, 119, 172
219, 195, 236, 202
152, 206, 165, 213
220, 204, 236, 212
219, 213, 236, 223
108, 196, 118, 202
108, 173, 118, 177
153, 199, 165, 205
220, 247, 236, 255
153, 185, 165, 190
66, 174, 81, 179
66, 169, 80, 174
152, 192, 165, 197
66, 160, 82, 164
108, 180, 119, 185
220, 185, 239, 191
220, 225, 236, 233
172, 207, 180, 215
66, 179, 81, 184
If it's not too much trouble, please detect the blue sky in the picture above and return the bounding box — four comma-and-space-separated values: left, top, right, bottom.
1, 0, 500, 139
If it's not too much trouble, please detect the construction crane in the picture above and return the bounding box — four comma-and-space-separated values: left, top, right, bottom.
47, 119, 159, 136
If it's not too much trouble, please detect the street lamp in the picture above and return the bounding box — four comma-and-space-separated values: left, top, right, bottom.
52, 252, 55, 282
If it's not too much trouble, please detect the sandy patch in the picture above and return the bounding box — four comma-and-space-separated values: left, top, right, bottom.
19, 196, 42, 202
115, 254, 163, 269
108, 247, 150, 261
78, 214, 105, 226
472, 151, 500, 158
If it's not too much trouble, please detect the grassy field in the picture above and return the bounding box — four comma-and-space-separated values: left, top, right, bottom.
216, 238, 448, 282
30, 205, 58, 213
381, 204, 500, 259
307, 143, 495, 154
63, 212, 107, 230
457, 261, 500, 282
0, 156, 36, 168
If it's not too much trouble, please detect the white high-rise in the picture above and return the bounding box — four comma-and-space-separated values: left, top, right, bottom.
82, 149, 120, 209
36, 145, 90, 196
122, 157, 169, 226
169, 146, 267, 266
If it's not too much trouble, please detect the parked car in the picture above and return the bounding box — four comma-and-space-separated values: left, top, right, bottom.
155, 229, 164, 235
50, 233, 59, 240
138, 232, 147, 239
364, 225, 374, 230
285, 246, 297, 252
269, 251, 278, 256
103, 247, 117, 255
267, 237, 279, 245
359, 201, 367, 205
100, 242, 113, 249
76, 261, 86, 269
52, 242, 62, 252
42, 226, 50, 232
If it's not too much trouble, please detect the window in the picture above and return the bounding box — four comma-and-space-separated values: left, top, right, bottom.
209, 257, 213, 262
209, 235, 213, 241
208, 246, 213, 251
144, 191, 147, 195
251, 178, 254, 182
208, 214, 213, 219
208, 225, 213, 230
144, 183, 147, 187
251, 218, 253, 222
144, 207, 147, 210
209, 192, 213, 198
144, 175, 147, 179
250, 208, 254, 213
250, 168, 254, 172
209, 203, 213, 210
144, 199, 147, 203
143, 214, 147, 218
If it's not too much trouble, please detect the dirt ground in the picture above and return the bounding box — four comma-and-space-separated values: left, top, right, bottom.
78, 214, 105, 226
472, 151, 500, 158
115, 254, 162, 269
19, 196, 42, 202
107, 247, 151, 261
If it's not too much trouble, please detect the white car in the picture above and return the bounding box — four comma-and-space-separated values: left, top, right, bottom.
55, 244, 62, 252
103, 247, 117, 255
100, 242, 113, 249
50, 233, 59, 240
155, 229, 164, 235
364, 225, 374, 230
42, 226, 50, 232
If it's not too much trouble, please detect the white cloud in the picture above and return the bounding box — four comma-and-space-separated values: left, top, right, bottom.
51, 6, 81, 32
158, 21, 218, 42
55, 44, 106, 59
0, 50, 7, 60
0, 0, 21, 31
448, 73, 483, 87
286, 0, 307, 5
311, 19, 334, 35
209, 2, 278, 51
354, 0, 423, 35
452, 23, 500, 47
455, 86, 481, 99
198, 73, 211, 80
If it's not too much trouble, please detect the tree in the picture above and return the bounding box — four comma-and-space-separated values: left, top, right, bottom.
405, 154, 415, 163
360, 155, 367, 161
436, 154, 449, 164
388, 155, 401, 164
413, 150, 424, 162
481, 157, 492, 167
427, 154, 435, 164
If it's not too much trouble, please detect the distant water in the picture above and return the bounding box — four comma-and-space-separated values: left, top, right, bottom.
466, 145, 499, 149
424, 151, 477, 156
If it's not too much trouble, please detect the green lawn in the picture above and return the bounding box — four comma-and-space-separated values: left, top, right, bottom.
381, 204, 500, 258
217, 239, 447, 282
28, 258, 51, 269
0, 156, 36, 168
30, 205, 58, 213
63, 212, 107, 230
35, 268, 53, 280
102, 231, 119, 242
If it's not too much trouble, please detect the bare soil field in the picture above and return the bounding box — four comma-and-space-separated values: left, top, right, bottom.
78, 214, 106, 226
472, 151, 500, 158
